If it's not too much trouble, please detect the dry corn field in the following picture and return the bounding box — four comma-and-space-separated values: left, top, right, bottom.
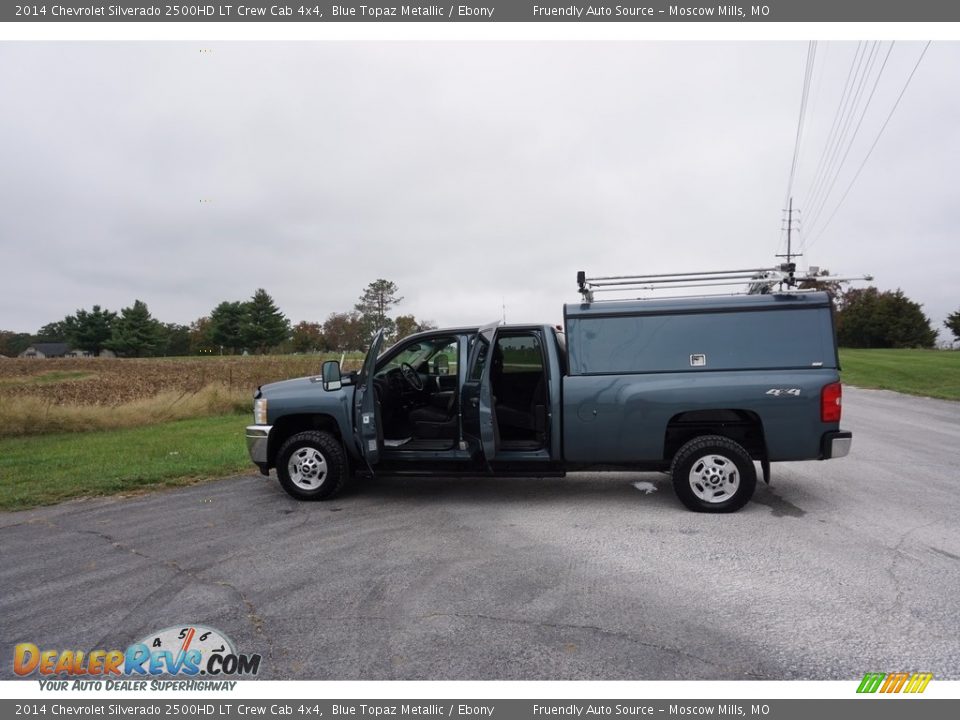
0, 356, 355, 405
0, 355, 362, 436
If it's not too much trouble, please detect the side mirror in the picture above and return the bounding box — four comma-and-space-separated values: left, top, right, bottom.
321, 360, 342, 391
433, 353, 450, 376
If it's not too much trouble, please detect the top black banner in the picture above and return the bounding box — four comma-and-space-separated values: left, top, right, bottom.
4, 0, 960, 22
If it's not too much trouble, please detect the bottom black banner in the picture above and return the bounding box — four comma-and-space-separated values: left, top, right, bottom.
2, 699, 958, 720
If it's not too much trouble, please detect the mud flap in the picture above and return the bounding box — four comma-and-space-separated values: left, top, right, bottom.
761, 458, 771, 485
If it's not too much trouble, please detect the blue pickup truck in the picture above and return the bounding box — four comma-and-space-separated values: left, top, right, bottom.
246, 289, 850, 513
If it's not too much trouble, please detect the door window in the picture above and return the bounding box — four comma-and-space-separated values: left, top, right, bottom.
496, 335, 544, 373
378, 336, 457, 377
468, 336, 489, 381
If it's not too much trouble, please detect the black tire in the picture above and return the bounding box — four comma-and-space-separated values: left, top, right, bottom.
670, 435, 756, 513
275, 431, 348, 501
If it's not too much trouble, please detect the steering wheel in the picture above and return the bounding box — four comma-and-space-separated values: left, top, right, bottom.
399, 362, 424, 391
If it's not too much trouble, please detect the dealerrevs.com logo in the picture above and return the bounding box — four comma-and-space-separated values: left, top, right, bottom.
14, 625, 261, 688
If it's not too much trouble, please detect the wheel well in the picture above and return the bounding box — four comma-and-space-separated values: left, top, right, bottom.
664, 409, 766, 462
268, 414, 344, 468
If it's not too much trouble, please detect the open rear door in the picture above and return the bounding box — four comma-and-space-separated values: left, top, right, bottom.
354, 329, 386, 467
477, 328, 499, 462
461, 321, 499, 464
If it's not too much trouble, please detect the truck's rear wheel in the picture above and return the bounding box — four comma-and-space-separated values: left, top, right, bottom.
276, 431, 348, 501
670, 435, 756, 513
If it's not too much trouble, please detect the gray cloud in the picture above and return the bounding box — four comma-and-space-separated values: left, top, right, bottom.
1, 41, 956, 336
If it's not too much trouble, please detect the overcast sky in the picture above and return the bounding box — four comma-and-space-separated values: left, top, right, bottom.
1, 41, 957, 337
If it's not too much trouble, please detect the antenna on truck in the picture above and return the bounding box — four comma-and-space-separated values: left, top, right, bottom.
577, 265, 873, 302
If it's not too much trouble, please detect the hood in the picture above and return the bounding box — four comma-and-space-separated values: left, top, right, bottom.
259, 375, 326, 398
255, 373, 355, 434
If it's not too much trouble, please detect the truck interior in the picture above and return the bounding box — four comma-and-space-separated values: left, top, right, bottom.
374, 335, 460, 451
372, 329, 550, 455
489, 332, 549, 451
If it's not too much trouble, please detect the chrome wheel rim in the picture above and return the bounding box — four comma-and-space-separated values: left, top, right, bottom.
688, 453, 739, 503
288, 447, 328, 490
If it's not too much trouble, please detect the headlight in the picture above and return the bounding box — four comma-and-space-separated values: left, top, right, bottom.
253, 398, 268, 425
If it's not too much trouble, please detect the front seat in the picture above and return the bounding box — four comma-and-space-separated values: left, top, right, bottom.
409, 391, 457, 439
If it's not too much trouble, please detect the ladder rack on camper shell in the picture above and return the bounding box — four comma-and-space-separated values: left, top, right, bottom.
576, 265, 873, 303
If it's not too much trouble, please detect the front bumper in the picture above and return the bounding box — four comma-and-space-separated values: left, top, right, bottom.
246, 425, 272, 470
821, 430, 852, 459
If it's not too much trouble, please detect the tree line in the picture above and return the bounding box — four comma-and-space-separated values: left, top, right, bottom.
800, 273, 953, 349
0, 279, 435, 358
2, 276, 956, 357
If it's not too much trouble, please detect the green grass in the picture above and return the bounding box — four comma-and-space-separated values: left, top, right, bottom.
840, 348, 960, 401
30, 370, 96, 383
0, 413, 251, 511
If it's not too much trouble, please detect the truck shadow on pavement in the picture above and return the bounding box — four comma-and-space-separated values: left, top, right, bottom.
261, 471, 805, 516
335, 472, 676, 506
253, 468, 813, 519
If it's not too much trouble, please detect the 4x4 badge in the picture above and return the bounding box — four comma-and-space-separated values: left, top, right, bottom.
766, 388, 801, 396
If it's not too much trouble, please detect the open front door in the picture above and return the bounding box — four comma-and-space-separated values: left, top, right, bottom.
461, 321, 499, 464
354, 329, 386, 467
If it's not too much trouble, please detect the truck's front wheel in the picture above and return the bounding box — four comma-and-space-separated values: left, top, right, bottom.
670, 435, 756, 513
276, 431, 348, 501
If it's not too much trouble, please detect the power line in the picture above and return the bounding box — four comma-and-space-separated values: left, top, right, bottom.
803, 42, 875, 220
803, 42, 881, 228
802, 41, 896, 244
805, 41, 932, 251
798, 42, 865, 216
784, 42, 829, 257
806, 42, 831, 128
778, 41, 816, 257
784, 41, 816, 207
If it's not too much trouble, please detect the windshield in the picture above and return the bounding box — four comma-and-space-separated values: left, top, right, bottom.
377, 336, 458, 376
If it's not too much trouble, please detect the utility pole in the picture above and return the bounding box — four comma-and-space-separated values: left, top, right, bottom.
786, 197, 794, 263
777, 197, 802, 286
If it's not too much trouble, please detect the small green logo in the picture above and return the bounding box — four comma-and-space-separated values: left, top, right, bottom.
856, 673, 886, 693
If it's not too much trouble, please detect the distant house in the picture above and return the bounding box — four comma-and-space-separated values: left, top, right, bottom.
19, 343, 71, 358
19, 344, 116, 358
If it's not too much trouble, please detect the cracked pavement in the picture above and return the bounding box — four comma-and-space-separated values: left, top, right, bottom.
1, 387, 959, 680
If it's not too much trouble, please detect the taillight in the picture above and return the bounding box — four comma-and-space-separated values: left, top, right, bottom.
821, 382, 842, 423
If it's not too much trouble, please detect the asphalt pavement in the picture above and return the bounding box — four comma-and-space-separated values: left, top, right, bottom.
1, 386, 958, 680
